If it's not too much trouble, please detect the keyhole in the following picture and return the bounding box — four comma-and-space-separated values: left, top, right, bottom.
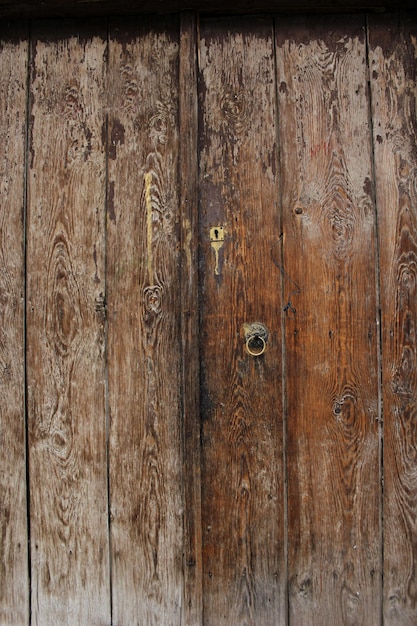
209, 227, 225, 276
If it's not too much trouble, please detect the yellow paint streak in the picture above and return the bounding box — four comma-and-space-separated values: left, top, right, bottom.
144, 171, 153, 280
184, 218, 192, 270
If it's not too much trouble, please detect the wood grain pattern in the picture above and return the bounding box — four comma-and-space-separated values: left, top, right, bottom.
198, 17, 285, 625
107, 16, 183, 625
0, 22, 29, 626
179, 12, 203, 625
276, 15, 381, 624
26, 20, 110, 625
1, 13, 417, 624
368, 12, 417, 625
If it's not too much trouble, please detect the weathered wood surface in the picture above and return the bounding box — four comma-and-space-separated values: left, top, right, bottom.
106, 16, 184, 625
2, 11, 417, 625
26, 20, 111, 625
276, 15, 381, 624
369, 12, 417, 625
179, 12, 203, 625
0, 22, 29, 626
198, 17, 286, 625
0, 0, 415, 19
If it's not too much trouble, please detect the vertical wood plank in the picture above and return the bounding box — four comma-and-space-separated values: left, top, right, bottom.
107, 16, 183, 625
276, 15, 381, 624
180, 11, 203, 625
368, 11, 417, 625
0, 21, 29, 626
27, 20, 110, 625
198, 17, 286, 625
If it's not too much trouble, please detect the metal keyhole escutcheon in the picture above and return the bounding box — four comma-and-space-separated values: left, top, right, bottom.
243, 322, 269, 357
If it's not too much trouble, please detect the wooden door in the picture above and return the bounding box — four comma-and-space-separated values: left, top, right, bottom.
195, 12, 417, 624
198, 14, 381, 625
0, 10, 417, 626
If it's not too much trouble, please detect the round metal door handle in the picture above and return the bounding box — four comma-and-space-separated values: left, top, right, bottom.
246, 334, 266, 356
243, 322, 269, 357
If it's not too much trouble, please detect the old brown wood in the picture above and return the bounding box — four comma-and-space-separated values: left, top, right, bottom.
276, 14, 381, 623
179, 11, 204, 625
198, 16, 286, 624
26, 19, 111, 624
0, 8, 416, 626
106, 15, 184, 624
369, 12, 417, 624
0, 21, 29, 626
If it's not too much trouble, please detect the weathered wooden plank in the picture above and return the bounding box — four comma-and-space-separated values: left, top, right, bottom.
276, 15, 381, 624
107, 16, 183, 625
179, 12, 203, 625
0, 22, 29, 626
0, 0, 415, 19
26, 20, 110, 625
198, 17, 286, 625
368, 12, 417, 625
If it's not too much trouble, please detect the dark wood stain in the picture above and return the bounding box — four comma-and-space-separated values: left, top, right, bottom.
108, 118, 125, 160
0, 0, 415, 18
198, 17, 285, 625
179, 12, 204, 625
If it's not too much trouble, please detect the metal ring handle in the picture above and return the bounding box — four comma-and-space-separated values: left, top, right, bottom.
245, 334, 266, 357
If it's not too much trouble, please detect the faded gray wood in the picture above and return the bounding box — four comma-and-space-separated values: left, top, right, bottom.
26, 20, 110, 625
107, 16, 184, 625
179, 11, 203, 625
276, 15, 381, 625
368, 12, 417, 625
198, 17, 286, 625
0, 22, 29, 626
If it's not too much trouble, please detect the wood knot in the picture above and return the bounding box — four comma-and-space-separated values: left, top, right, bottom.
220, 90, 248, 134
144, 285, 163, 316
63, 84, 82, 121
